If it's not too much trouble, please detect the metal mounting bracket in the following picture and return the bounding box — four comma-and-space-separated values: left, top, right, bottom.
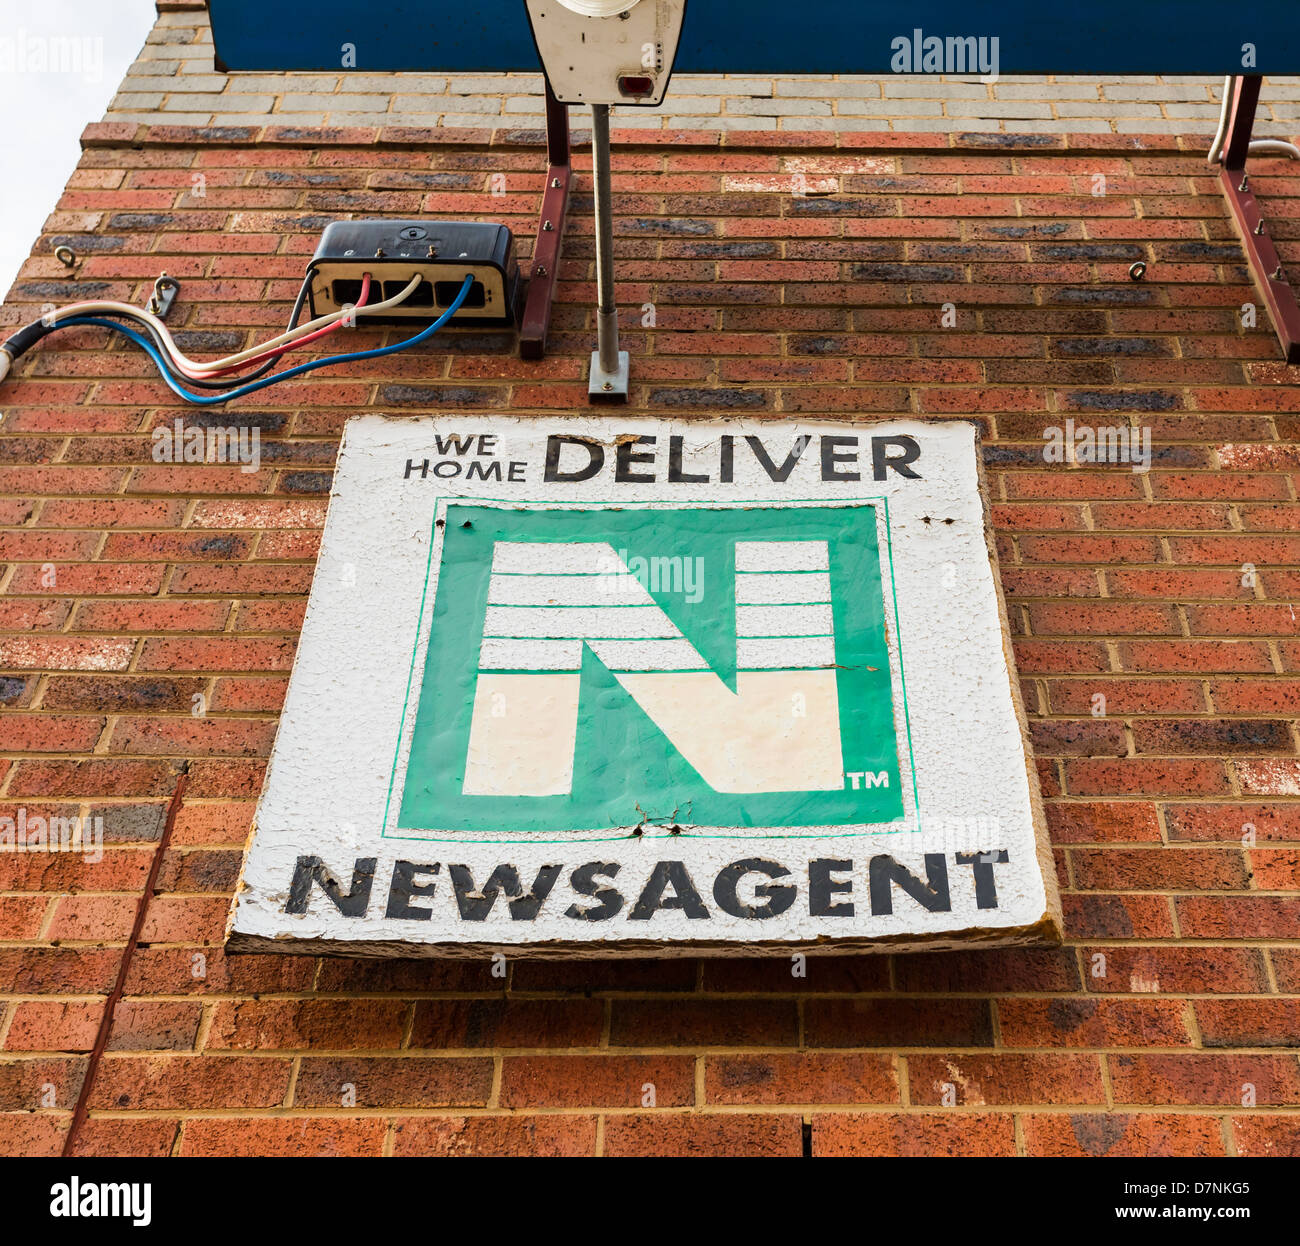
1218, 76, 1300, 364
147, 273, 181, 321
519, 81, 571, 360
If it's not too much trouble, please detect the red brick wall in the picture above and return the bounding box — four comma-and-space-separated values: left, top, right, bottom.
0, 121, 1297, 1158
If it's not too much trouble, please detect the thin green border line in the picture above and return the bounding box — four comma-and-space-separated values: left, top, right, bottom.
381, 496, 921, 844
880, 493, 923, 835
380, 496, 446, 837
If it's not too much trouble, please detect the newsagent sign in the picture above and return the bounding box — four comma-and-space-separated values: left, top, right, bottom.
228, 415, 1061, 957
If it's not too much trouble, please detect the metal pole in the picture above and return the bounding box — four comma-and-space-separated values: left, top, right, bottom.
588, 102, 628, 399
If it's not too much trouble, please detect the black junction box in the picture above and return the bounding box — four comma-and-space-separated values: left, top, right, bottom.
305, 220, 520, 327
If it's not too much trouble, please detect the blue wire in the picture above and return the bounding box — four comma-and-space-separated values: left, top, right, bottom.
59, 273, 474, 406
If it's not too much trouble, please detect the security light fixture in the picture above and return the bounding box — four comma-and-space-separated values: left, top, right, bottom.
523, 0, 687, 107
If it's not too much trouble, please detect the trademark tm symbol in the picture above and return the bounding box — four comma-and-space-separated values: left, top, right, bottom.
845, 771, 890, 790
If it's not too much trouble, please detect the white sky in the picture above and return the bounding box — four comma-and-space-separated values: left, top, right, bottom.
0, 0, 156, 294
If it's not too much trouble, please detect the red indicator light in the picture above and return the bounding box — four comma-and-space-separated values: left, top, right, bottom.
618, 75, 655, 97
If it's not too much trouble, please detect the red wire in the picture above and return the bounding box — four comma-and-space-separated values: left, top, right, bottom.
199, 273, 374, 377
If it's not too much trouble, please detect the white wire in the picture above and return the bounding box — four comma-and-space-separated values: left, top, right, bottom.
1248, 139, 1300, 159
42, 273, 423, 378
1208, 76, 1234, 165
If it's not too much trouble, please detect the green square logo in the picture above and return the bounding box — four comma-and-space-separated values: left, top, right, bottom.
394, 503, 908, 835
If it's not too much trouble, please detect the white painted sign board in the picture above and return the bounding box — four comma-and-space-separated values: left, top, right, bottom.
228, 415, 1061, 957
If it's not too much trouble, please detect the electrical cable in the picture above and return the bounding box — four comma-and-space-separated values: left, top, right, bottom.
53, 273, 474, 407
89, 271, 316, 392
2, 273, 422, 383
197, 274, 373, 377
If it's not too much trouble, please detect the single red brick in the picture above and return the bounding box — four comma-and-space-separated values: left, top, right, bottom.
180, 1116, 385, 1158
1019, 534, 1160, 564
1165, 803, 1300, 843
1022, 1112, 1225, 1157
1235, 758, 1300, 795
700, 955, 888, 993
70, 1117, 178, 1158
1196, 1000, 1300, 1048
106, 1001, 203, 1052
410, 999, 603, 1049
1133, 718, 1293, 755
231, 600, 306, 632
998, 998, 1191, 1048
1091, 501, 1230, 530
1120, 640, 1273, 674
0, 948, 122, 994
1176, 896, 1300, 940
908, 1053, 1105, 1105
501, 1055, 694, 1109
509, 958, 697, 993
0, 1113, 68, 1157
1248, 848, 1300, 889
1073, 846, 1248, 890
207, 677, 288, 713
88, 1055, 292, 1110
392, 1114, 596, 1157
1027, 602, 1178, 635
1188, 604, 1300, 637
41, 675, 208, 714
0, 895, 51, 940
704, 1053, 898, 1106
805, 999, 993, 1048
610, 1000, 797, 1047
1110, 1054, 1300, 1106
813, 1112, 1014, 1157
294, 1057, 493, 1108
0, 844, 154, 893
1066, 758, 1230, 797
46, 894, 139, 942
0, 1056, 87, 1111
1062, 893, 1176, 940
169, 803, 255, 848
122, 946, 315, 996
207, 1000, 409, 1051
4, 1001, 103, 1052
1030, 719, 1128, 757
137, 895, 230, 943
1232, 1115, 1300, 1157
312, 958, 499, 994
893, 947, 1079, 993
1210, 680, 1300, 715
183, 759, 266, 799
137, 636, 297, 672
1107, 567, 1251, 599
1046, 801, 1162, 843
1082, 945, 1268, 994
7, 759, 181, 798
72, 600, 231, 633
1012, 640, 1112, 674
110, 717, 278, 759
604, 1113, 801, 1157
0, 637, 135, 672
1003, 470, 1141, 500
